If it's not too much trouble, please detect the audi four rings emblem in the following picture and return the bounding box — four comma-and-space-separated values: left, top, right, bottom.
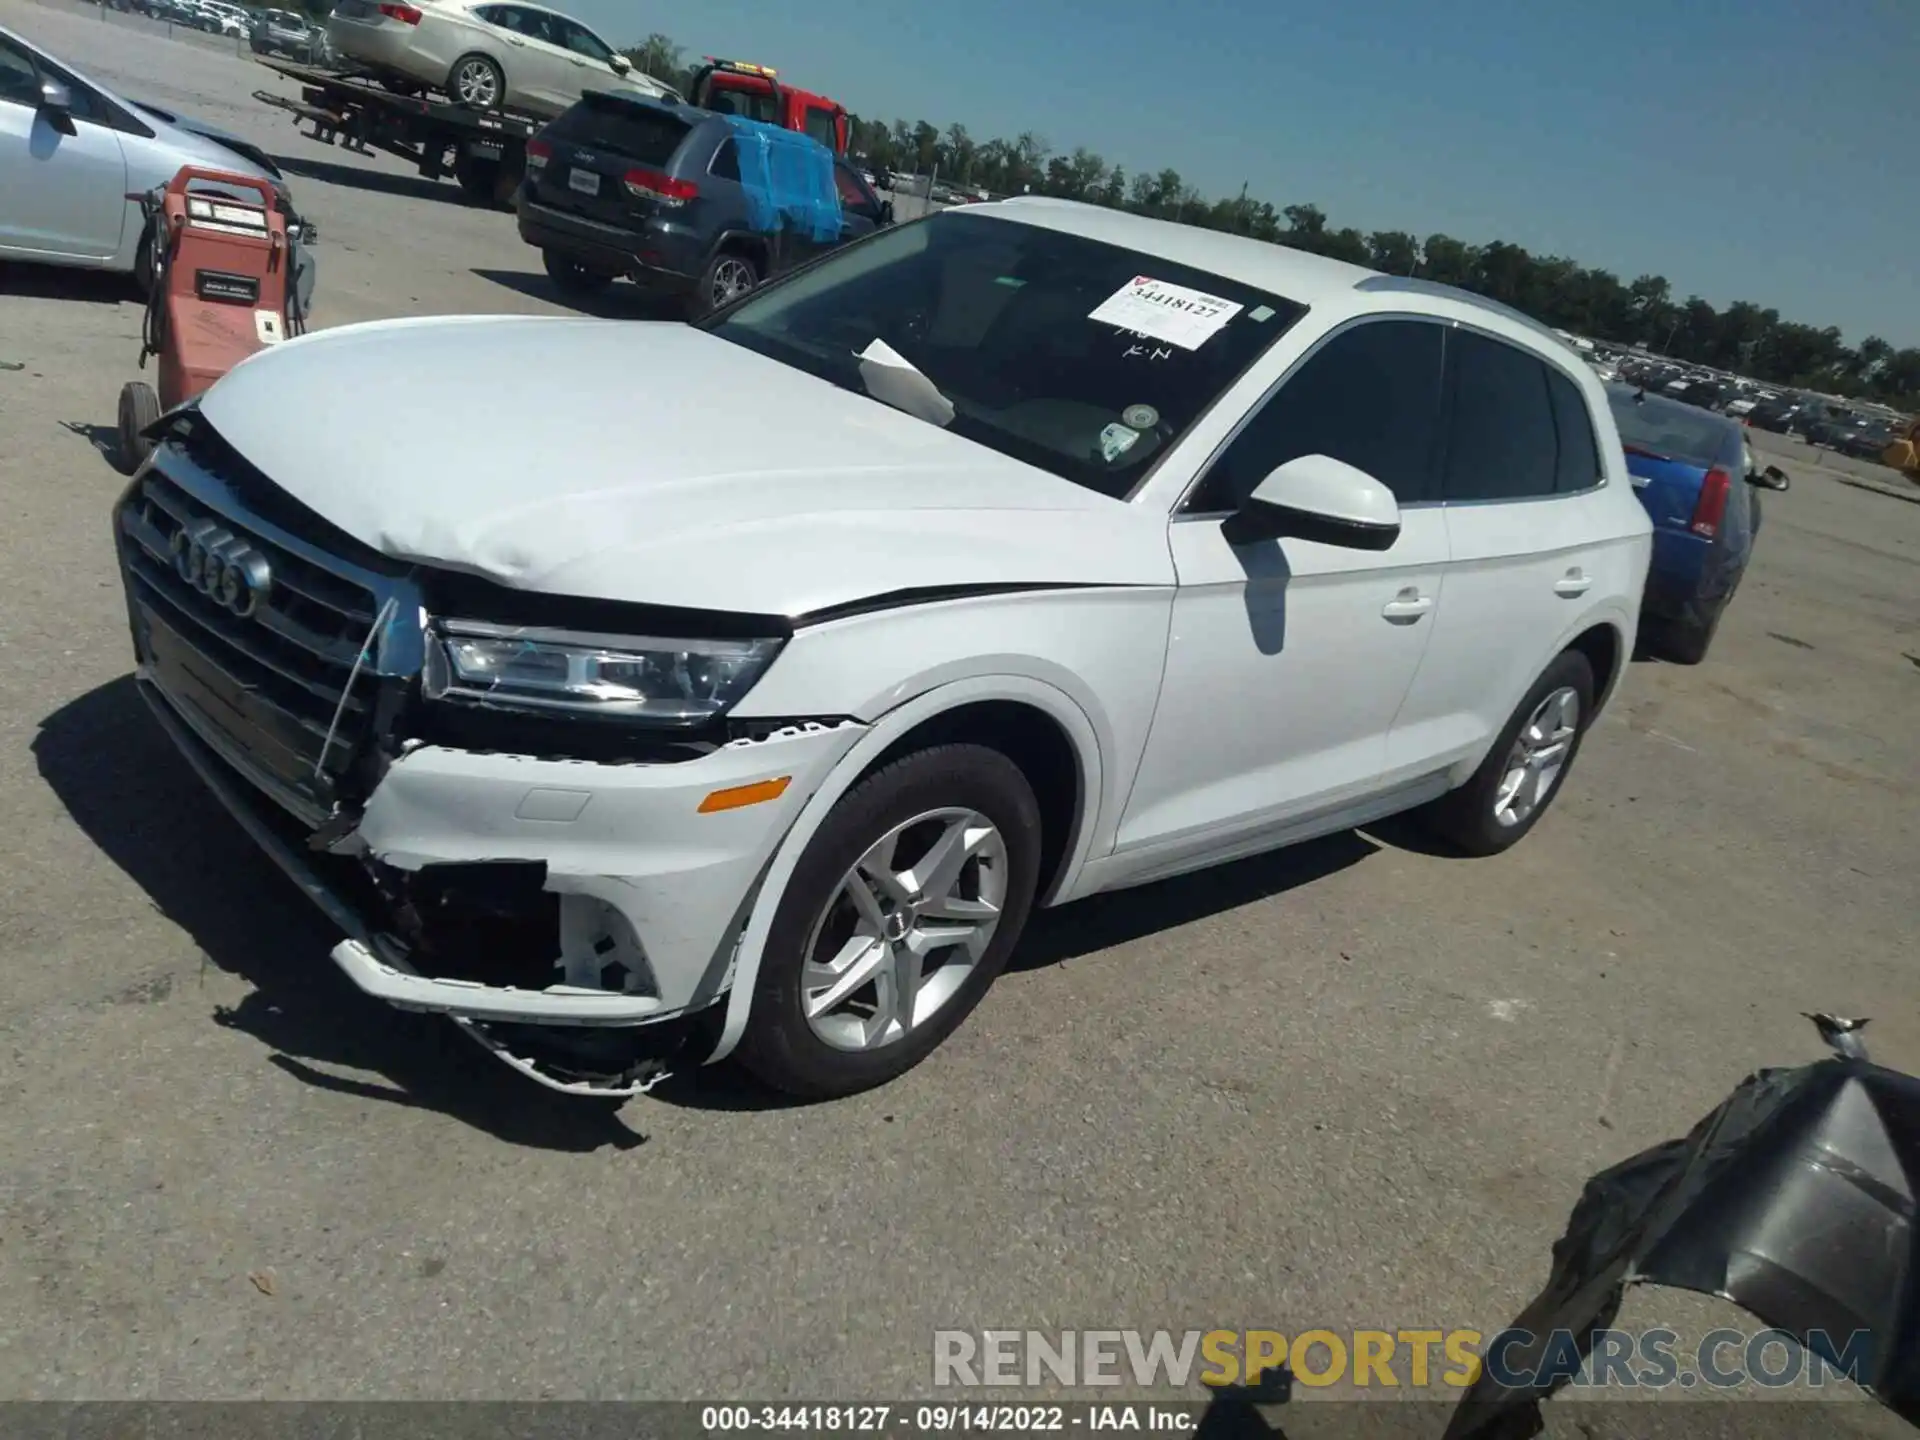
171, 520, 272, 618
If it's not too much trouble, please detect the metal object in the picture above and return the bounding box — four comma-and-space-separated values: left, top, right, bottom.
801, 807, 1006, 1052
1493, 686, 1579, 827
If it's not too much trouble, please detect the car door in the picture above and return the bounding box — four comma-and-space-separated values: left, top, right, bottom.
456, 4, 537, 106
1390, 326, 1632, 774
1111, 318, 1453, 875
0, 36, 128, 261
501, 6, 579, 112
552, 17, 623, 102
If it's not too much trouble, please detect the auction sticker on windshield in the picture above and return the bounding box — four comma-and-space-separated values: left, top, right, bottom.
1089, 276, 1244, 350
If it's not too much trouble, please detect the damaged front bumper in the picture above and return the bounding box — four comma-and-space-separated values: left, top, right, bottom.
137, 674, 865, 1096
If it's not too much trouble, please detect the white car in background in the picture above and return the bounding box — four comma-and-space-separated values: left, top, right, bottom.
116, 201, 1650, 1102
326, 0, 674, 115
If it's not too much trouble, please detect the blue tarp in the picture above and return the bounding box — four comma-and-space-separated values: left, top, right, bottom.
719, 114, 842, 244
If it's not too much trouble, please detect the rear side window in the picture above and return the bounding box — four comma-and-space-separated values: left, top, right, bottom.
549, 95, 691, 166
709, 138, 740, 181
1187, 319, 1447, 512
1545, 368, 1603, 492
559, 20, 612, 62
1442, 330, 1558, 502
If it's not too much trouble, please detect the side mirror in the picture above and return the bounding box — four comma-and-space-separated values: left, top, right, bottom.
1221, 454, 1401, 551
38, 77, 73, 117
609, 53, 632, 75
1753, 465, 1790, 492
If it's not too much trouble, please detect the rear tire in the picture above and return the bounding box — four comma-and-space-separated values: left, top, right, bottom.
131, 232, 156, 299
1419, 650, 1596, 857
1658, 603, 1722, 666
446, 52, 504, 110
541, 248, 611, 297
686, 247, 760, 320
736, 744, 1043, 1100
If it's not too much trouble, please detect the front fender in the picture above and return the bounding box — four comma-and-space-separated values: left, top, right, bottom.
708, 673, 1106, 1064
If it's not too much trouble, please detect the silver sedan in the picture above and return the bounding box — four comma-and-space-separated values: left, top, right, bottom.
327, 0, 674, 117
0, 21, 310, 310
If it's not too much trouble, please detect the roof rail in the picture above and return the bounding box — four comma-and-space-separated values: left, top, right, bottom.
1353, 274, 1571, 348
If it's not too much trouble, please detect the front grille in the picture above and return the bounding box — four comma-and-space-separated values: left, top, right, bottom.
117, 441, 413, 822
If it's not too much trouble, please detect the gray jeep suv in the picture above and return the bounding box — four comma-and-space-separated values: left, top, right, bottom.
516, 92, 891, 318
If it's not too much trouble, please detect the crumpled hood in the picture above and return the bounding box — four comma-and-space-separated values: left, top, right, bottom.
199, 316, 1173, 617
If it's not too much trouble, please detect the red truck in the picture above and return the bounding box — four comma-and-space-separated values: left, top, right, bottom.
686, 58, 849, 155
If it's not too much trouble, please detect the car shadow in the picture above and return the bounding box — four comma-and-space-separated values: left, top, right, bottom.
32, 676, 648, 1152
1012, 827, 1381, 970
471, 267, 685, 321
268, 152, 486, 208
0, 261, 137, 305
649, 828, 1386, 1115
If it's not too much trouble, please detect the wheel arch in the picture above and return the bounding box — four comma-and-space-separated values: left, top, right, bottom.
1563, 615, 1628, 718
709, 675, 1105, 1064
709, 228, 771, 269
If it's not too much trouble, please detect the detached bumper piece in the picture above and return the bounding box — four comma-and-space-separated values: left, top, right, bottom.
139, 676, 713, 1099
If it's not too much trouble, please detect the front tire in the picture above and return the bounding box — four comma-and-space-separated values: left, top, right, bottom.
737, 744, 1043, 1100
1420, 650, 1596, 856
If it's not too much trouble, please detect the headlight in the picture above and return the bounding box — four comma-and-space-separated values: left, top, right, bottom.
423, 620, 783, 725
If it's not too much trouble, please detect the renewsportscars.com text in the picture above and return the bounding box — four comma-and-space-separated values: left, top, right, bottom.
933, 1328, 1874, 1390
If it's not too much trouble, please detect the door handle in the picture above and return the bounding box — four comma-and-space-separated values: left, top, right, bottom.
1554, 569, 1592, 598
1381, 588, 1432, 622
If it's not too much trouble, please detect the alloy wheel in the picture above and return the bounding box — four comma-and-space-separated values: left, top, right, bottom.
800, 808, 1008, 1052
711, 257, 756, 307
454, 59, 499, 107
1493, 686, 1580, 827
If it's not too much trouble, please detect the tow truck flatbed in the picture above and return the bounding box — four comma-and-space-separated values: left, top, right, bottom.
251, 57, 543, 207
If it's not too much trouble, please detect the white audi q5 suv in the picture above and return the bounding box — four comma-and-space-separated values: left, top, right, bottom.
115, 198, 1652, 1100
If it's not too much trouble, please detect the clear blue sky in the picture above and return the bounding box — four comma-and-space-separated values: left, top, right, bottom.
578, 0, 1919, 348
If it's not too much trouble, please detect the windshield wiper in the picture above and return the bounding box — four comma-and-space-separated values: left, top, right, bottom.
1622, 442, 1674, 462
855, 338, 955, 428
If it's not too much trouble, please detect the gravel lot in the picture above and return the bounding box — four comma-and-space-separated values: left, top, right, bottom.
3, 0, 1918, 1422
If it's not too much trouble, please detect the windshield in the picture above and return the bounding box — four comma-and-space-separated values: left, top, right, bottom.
702, 211, 1308, 497
1608, 390, 1737, 468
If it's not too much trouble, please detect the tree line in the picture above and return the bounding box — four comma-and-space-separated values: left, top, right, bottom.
621, 32, 1916, 411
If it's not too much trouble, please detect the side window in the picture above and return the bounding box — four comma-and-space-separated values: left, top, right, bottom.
560, 21, 613, 62
0, 37, 44, 108
802, 105, 838, 151
1442, 330, 1559, 502
833, 162, 876, 219
1544, 366, 1602, 492
709, 138, 740, 182
1186, 319, 1446, 514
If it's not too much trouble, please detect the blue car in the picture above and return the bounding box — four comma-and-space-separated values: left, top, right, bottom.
1606, 384, 1786, 663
